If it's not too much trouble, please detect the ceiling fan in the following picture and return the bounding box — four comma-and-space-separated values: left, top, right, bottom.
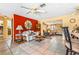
21, 3, 46, 14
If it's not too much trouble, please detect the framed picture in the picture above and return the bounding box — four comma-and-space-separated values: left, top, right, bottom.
24, 20, 32, 29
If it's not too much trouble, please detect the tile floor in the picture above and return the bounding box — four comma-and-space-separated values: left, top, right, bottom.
0, 36, 66, 55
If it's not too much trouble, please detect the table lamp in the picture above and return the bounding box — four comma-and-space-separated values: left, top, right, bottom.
16, 25, 23, 34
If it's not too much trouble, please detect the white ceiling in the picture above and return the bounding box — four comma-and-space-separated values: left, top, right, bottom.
0, 3, 79, 20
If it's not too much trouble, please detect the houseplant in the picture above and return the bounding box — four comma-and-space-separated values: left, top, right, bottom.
76, 26, 79, 33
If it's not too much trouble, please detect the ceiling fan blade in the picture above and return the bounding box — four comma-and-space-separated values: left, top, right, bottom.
36, 10, 46, 13
26, 11, 31, 14
40, 3, 46, 8
33, 3, 46, 10
21, 6, 32, 10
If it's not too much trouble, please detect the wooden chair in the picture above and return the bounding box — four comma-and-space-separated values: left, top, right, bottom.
62, 27, 79, 55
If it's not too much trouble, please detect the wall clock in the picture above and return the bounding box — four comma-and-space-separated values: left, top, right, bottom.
69, 18, 76, 23
25, 20, 32, 29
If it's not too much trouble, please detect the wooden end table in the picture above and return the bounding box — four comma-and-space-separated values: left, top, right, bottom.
35, 35, 45, 42
15, 35, 26, 44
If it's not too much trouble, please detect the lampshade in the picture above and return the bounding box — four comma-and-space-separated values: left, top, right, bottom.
16, 25, 23, 30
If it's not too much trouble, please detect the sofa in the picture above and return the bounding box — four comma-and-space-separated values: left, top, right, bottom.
22, 30, 38, 41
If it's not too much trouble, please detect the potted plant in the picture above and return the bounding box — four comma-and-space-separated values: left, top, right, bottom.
76, 26, 79, 33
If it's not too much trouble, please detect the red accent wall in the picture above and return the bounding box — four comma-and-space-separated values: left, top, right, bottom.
14, 14, 39, 40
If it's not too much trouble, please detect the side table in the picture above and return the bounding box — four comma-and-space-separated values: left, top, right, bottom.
15, 34, 26, 43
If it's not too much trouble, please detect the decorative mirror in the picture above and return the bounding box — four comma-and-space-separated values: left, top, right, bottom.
69, 18, 76, 23
24, 20, 32, 29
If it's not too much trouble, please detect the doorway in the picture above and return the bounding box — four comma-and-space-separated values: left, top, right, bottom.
0, 19, 12, 41
0, 20, 3, 40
